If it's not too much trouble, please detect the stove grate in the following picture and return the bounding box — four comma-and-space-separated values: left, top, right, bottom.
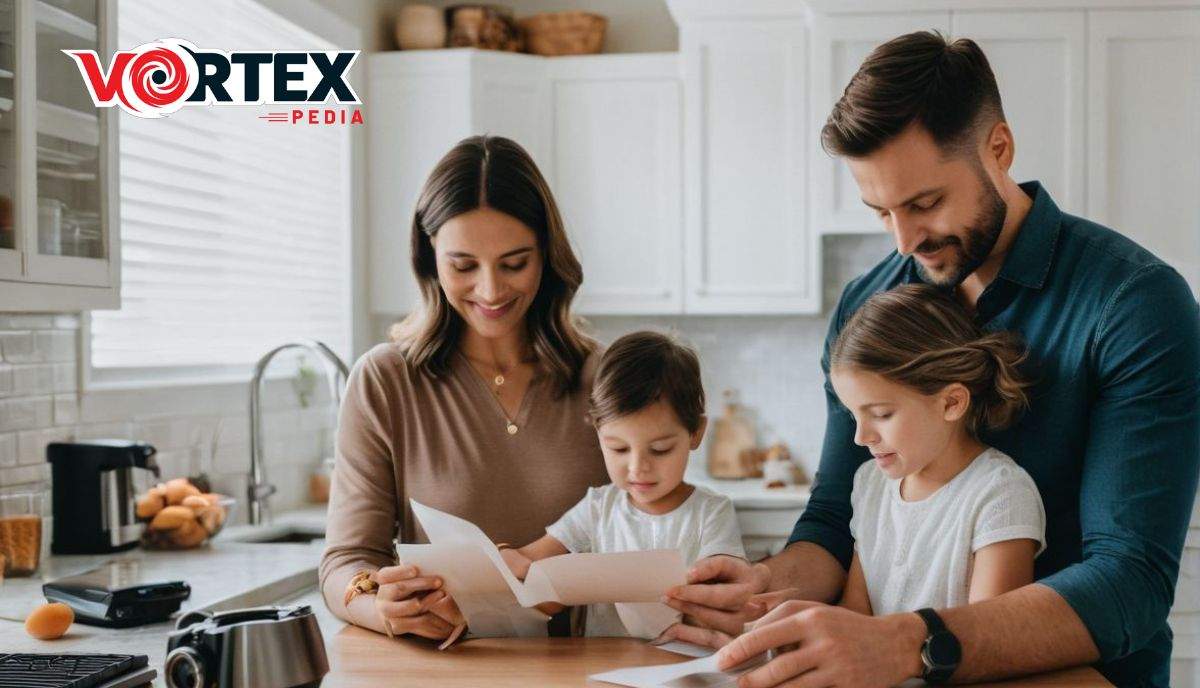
0, 653, 147, 688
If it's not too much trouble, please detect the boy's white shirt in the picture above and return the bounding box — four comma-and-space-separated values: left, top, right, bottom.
850, 446, 1046, 616
547, 482, 747, 637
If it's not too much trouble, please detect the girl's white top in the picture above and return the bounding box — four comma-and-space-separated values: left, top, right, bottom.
850, 446, 1046, 616
547, 482, 746, 637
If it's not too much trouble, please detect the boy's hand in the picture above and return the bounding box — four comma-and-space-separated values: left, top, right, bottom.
500, 547, 532, 580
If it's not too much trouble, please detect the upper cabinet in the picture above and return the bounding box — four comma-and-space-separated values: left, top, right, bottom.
546, 54, 683, 315
1086, 9, 1200, 294
674, 4, 817, 314
367, 49, 692, 317
0, 0, 119, 311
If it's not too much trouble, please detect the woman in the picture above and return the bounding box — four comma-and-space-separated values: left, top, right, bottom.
319, 135, 609, 639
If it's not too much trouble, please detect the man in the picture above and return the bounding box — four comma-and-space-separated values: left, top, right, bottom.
662, 32, 1200, 687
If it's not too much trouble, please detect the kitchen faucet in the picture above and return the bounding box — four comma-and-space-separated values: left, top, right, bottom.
248, 340, 349, 525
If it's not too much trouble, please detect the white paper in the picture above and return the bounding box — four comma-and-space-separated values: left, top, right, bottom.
652, 641, 716, 659
616, 602, 681, 639
398, 500, 688, 637
589, 651, 769, 688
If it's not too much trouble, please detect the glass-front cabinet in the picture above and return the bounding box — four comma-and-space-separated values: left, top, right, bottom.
0, 0, 117, 310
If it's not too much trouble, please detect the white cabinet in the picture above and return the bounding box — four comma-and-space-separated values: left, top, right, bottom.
809, 12, 951, 236
368, 49, 688, 317
0, 0, 119, 311
546, 55, 683, 314
1087, 9, 1200, 295
951, 11, 1086, 216
674, 1, 818, 313
366, 50, 544, 316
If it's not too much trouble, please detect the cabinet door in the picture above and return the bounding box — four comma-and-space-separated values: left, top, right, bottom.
681, 21, 815, 314
809, 13, 951, 236
0, 0, 17, 280
471, 52, 547, 174
951, 11, 1085, 216
1088, 10, 1200, 295
547, 55, 683, 314
366, 54, 471, 316
21, 0, 114, 287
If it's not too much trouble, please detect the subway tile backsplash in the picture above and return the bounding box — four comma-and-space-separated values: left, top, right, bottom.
0, 314, 337, 522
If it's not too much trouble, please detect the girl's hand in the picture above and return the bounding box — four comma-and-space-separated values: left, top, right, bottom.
500, 548, 532, 580
371, 564, 461, 639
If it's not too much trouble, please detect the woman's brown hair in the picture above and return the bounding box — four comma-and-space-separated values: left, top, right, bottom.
831, 284, 1032, 435
389, 135, 594, 394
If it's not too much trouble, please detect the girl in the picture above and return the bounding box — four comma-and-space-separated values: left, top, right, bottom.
830, 283, 1045, 615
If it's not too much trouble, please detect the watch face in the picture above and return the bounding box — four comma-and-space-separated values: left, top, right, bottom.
926, 631, 962, 668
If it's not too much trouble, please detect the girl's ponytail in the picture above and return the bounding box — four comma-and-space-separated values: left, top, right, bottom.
968, 331, 1031, 432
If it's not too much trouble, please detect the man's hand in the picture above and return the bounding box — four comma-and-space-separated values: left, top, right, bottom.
663, 555, 772, 637
716, 600, 926, 688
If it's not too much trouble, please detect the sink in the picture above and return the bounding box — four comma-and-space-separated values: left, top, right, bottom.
247, 530, 325, 544
224, 523, 326, 545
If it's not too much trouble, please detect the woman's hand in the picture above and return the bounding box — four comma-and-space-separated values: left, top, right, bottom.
371, 565, 465, 639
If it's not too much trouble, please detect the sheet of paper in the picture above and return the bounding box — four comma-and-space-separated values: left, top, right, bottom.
589, 651, 768, 688
407, 500, 688, 607
526, 550, 686, 604
651, 641, 715, 659
396, 542, 548, 637
615, 602, 681, 639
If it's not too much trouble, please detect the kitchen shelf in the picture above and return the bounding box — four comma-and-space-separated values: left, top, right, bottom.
35, 0, 96, 42
37, 100, 98, 147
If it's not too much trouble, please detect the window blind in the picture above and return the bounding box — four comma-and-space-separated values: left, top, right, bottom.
89, 0, 352, 373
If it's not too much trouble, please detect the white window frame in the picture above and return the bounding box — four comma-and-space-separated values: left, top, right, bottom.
82, 0, 364, 392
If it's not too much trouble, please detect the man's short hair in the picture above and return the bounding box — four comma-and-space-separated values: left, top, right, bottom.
821, 31, 1006, 158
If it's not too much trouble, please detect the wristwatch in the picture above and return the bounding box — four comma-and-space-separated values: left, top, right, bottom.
916, 608, 961, 683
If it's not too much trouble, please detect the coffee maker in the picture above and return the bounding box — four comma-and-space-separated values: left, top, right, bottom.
48, 440, 160, 554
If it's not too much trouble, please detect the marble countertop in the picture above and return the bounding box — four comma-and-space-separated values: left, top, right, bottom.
690, 475, 810, 509
0, 506, 334, 682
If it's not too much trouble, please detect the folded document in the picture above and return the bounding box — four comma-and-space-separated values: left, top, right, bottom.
396, 500, 687, 637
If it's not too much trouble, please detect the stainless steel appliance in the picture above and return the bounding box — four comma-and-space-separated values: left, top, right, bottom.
47, 440, 159, 554
164, 605, 328, 688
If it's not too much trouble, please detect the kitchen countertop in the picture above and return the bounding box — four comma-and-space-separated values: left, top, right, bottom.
0, 506, 333, 682
688, 474, 810, 509
323, 625, 1113, 687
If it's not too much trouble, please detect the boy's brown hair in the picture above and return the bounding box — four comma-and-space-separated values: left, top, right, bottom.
590, 331, 705, 434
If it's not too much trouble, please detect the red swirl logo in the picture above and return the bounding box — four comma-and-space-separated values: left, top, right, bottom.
128, 46, 191, 110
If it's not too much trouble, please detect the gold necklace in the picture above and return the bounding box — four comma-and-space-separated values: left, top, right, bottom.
465, 355, 519, 435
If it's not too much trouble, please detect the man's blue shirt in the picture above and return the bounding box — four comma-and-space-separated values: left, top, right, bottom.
789, 182, 1200, 686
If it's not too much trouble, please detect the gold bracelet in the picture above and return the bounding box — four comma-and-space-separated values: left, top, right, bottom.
344, 569, 379, 607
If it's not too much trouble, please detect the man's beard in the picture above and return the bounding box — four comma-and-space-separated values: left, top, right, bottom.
914, 174, 1007, 287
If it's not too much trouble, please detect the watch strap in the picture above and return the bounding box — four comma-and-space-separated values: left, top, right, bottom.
916, 608, 959, 684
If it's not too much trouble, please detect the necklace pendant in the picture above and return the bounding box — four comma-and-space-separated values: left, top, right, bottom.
506, 423, 518, 435
494, 374, 505, 387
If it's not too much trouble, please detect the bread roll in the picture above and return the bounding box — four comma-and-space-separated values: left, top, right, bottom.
136, 493, 165, 519
149, 505, 194, 531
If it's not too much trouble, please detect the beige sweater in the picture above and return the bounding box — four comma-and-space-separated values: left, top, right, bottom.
319, 342, 609, 630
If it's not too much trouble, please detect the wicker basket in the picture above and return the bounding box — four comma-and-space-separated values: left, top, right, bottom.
519, 11, 606, 56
